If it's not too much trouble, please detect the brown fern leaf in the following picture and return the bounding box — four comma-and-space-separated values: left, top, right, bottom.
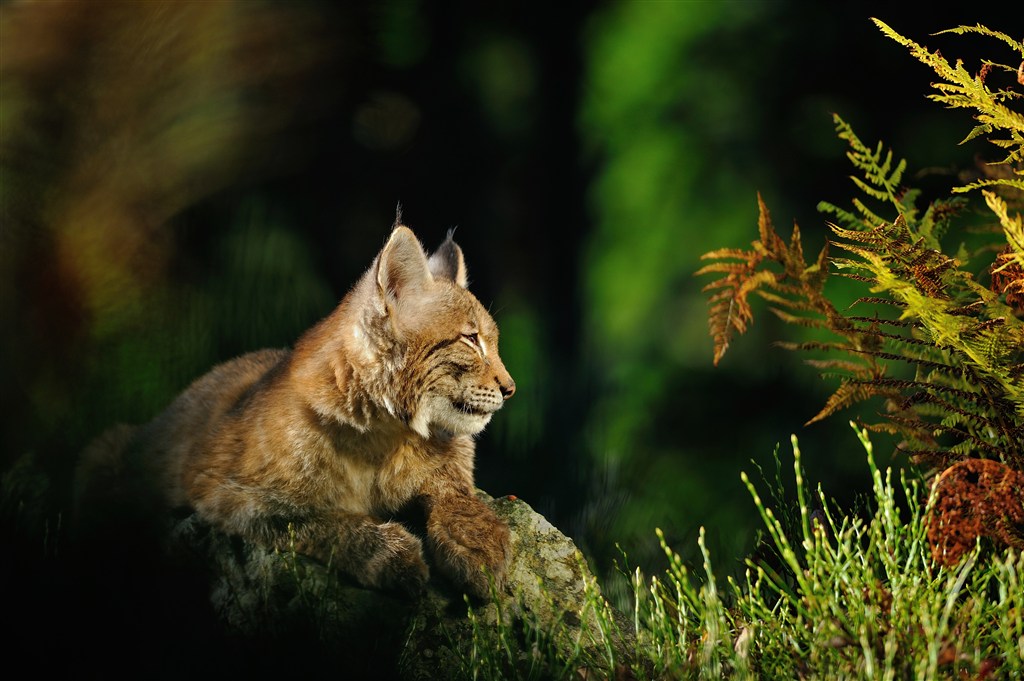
909, 251, 957, 300
865, 377, 980, 401
806, 377, 888, 426
853, 326, 932, 347
768, 307, 828, 329
991, 244, 1024, 314
696, 193, 834, 366
898, 393, 1006, 447
697, 195, 783, 365
700, 269, 779, 365
851, 297, 907, 309
845, 316, 918, 328
879, 413, 942, 449
835, 272, 878, 283
804, 358, 872, 371
848, 348, 949, 371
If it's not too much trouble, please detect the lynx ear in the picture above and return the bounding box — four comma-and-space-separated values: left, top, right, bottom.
376, 225, 433, 304
428, 229, 468, 289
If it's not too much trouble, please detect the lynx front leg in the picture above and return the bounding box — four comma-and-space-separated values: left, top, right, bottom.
259, 512, 430, 598
423, 492, 511, 600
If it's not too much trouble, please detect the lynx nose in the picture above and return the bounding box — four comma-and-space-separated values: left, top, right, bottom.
498, 376, 516, 400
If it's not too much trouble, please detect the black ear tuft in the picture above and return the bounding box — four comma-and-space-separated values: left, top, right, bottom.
393, 202, 404, 229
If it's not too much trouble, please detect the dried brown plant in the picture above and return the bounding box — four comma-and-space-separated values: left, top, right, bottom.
926, 458, 1024, 566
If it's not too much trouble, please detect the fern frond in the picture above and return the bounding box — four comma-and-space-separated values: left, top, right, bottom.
816, 200, 861, 229
852, 197, 895, 229
854, 327, 931, 347
768, 307, 827, 329
845, 316, 917, 328
699, 247, 760, 261
702, 266, 782, 366
933, 24, 1024, 54
862, 377, 980, 401
755, 290, 816, 310
873, 18, 1024, 176
917, 197, 968, 248
984, 190, 1024, 267
803, 359, 868, 374
834, 272, 877, 283
828, 115, 919, 227
696, 193, 839, 366
805, 380, 883, 426
953, 177, 1024, 194
849, 297, 907, 309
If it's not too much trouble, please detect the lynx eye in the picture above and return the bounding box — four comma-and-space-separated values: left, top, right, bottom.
461, 331, 487, 358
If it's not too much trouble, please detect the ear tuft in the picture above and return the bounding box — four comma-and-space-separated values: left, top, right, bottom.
376, 225, 433, 303
428, 229, 468, 288
392, 202, 403, 230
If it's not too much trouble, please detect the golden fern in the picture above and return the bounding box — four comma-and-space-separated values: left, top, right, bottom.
873, 19, 1024, 188
698, 21, 1024, 472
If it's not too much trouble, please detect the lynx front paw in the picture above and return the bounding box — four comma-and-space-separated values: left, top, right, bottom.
427, 497, 511, 600
361, 521, 430, 598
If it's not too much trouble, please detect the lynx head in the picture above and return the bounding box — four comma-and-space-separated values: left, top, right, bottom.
358, 224, 515, 438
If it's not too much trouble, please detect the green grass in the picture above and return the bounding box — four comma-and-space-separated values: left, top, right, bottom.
462, 423, 1024, 680
457, 558, 627, 680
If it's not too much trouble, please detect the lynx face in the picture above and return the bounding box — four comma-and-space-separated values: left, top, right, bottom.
365, 226, 515, 438
405, 290, 514, 437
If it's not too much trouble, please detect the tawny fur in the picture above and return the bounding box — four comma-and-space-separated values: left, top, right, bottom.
74, 224, 515, 599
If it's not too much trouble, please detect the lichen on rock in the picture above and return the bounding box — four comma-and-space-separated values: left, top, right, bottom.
164, 491, 632, 680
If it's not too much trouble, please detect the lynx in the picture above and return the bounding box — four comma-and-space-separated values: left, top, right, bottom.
74, 222, 515, 599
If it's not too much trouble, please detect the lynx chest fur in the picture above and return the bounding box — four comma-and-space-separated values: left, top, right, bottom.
75, 223, 515, 599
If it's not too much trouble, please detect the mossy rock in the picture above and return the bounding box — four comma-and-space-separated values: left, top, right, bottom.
167, 492, 633, 679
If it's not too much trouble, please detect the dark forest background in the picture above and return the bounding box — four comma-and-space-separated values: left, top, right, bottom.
2, 0, 1021, 624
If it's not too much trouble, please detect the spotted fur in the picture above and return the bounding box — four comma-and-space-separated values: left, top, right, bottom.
74, 224, 515, 599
